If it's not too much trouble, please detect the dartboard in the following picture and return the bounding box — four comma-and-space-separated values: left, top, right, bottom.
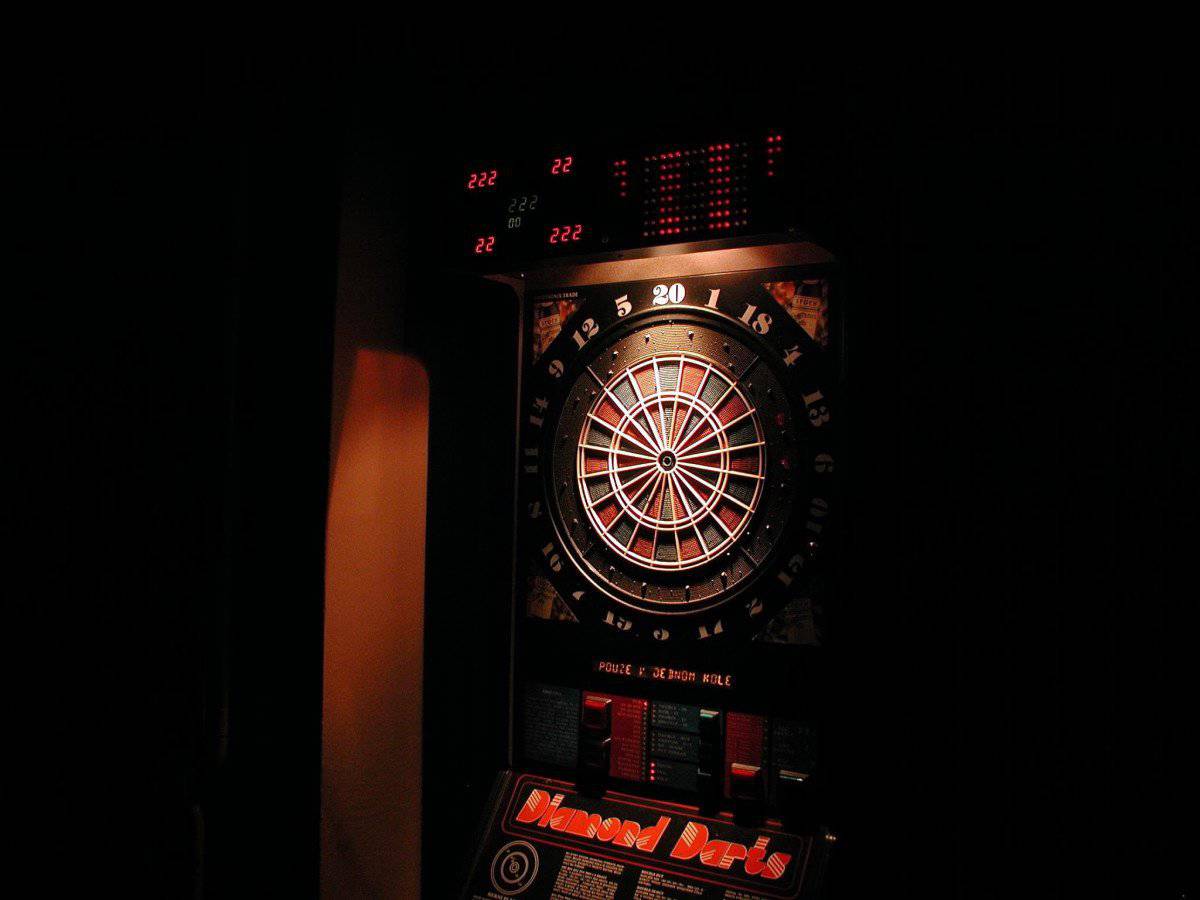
520, 270, 835, 641
575, 351, 766, 572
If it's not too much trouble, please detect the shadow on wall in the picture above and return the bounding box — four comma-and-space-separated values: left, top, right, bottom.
322, 348, 428, 898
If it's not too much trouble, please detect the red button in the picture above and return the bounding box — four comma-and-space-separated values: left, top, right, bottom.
582, 696, 612, 731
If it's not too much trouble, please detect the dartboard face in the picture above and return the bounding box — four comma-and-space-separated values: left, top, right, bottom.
520, 270, 835, 641
574, 351, 766, 573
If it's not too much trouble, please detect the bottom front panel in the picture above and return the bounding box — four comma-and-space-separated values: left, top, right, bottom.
461, 770, 831, 899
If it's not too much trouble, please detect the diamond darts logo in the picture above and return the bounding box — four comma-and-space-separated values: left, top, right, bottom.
511, 786, 794, 885
514, 788, 671, 852
669, 819, 793, 880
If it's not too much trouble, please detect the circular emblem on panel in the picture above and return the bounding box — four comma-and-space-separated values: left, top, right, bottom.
521, 276, 836, 641
489, 840, 540, 896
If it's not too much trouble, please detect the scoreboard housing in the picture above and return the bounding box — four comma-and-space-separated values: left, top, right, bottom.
454, 128, 801, 268
442, 132, 843, 899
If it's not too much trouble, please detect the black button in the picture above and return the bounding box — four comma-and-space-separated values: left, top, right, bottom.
730, 763, 764, 800
580, 736, 611, 773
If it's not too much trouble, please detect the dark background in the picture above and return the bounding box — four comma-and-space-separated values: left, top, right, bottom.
9, 29, 1194, 898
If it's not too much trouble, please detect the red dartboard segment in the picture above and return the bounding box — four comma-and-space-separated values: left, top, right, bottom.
632, 532, 655, 559
596, 397, 624, 425
595, 499, 620, 528
646, 478, 666, 519
682, 421, 714, 449
679, 533, 702, 562
716, 394, 748, 425
576, 352, 766, 572
634, 367, 657, 401
679, 475, 713, 505
679, 360, 706, 395
716, 501, 744, 533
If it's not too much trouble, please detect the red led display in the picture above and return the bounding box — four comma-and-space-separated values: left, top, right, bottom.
466, 169, 498, 190
610, 158, 629, 198
473, 235, 496, 254
635, 138, 756, 239
548, 224, 584, 244
463, 130, 785, 258
765, 133, 784, 177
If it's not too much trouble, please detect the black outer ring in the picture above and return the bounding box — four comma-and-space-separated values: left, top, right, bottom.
519, 274, 836, 642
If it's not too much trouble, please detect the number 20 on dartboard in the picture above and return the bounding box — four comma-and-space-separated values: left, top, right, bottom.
652, 283, 685, 305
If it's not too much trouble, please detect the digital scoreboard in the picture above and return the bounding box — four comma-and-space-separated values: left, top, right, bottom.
456, 129, 793, 266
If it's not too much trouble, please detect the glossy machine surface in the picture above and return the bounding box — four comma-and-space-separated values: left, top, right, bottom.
452, 233, 844, 898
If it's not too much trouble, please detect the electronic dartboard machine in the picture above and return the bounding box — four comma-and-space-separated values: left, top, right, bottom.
449, 130, 843, 899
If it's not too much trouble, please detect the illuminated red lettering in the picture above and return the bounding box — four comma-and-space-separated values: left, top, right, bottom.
634, 816, 670, 853
515, 789, 551, 823
763, 852, 792, 880
564, 810, 602, 838
612, 820, 640, 847
670, 821, 707, 860
512, 788, 795, 885
513, 789, 671, 857
744, 836, 770, 875
595, 817, 622, 841
465, 169, 498, 190
548, 225, 585, 245
670, 823, 791, 883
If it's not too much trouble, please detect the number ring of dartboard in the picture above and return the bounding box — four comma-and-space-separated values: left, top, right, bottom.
522, 284, 835, 641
